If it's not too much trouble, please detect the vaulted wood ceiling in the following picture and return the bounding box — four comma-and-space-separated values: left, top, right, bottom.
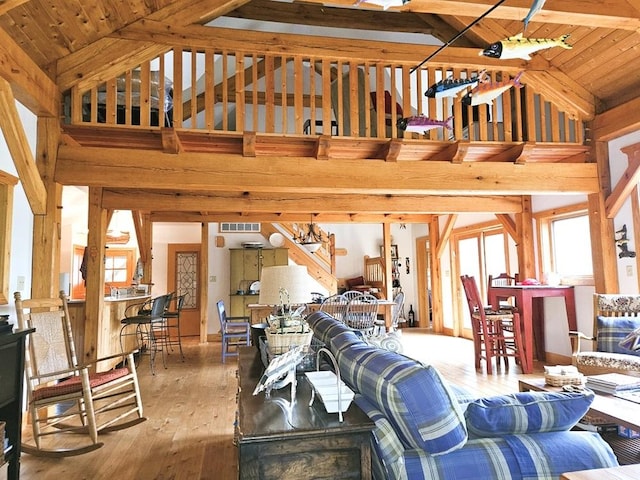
1, 0, 639, 222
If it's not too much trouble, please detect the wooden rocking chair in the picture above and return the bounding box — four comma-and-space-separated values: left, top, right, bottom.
14, 291, 146, 457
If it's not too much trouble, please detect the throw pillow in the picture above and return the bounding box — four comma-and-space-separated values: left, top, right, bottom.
465, 391, 594, 437
597, 316, 640, 356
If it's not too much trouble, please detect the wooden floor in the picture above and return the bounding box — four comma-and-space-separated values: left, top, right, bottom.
15, 329, 545, 480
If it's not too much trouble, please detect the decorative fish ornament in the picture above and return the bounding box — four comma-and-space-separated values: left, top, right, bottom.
353, 0, 410, 10
397, 115, 453, 134
424, 71, 487, 99
523, 0, 547, 31
480, 33, 572, 60
461, 72, 524, 106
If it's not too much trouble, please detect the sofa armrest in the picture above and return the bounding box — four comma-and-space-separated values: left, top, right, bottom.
569, 330, 595, 356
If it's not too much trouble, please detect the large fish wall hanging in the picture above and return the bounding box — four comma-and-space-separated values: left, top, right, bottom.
353, 0, 411, 10
480, 33, 572, 60
522, 0, 546, 31
397, 115, 453, 134
461, 71, 524, 106
424, 70, 488, 99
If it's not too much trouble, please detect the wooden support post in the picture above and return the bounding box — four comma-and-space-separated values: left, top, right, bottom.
382, 223, 393, 301
83, 187, 107, 367
516, 196, 535, 279
200, 222, 209, 343
589, 141, 618, 293
31, 117, 62, 299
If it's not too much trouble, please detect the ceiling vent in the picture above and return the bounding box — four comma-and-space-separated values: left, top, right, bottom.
219, 222, 261, 233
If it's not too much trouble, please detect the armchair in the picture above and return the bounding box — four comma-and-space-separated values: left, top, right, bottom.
570, 294, 640, 377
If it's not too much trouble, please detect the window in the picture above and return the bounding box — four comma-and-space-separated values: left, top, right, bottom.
535, 203, 593, 285
104, 248, 135, 288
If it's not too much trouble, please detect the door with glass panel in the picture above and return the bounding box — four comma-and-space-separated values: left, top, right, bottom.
455, 228, 514, 339
167, 243, 201, 337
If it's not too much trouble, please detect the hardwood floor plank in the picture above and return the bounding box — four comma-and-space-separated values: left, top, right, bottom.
16, 331, 544, 479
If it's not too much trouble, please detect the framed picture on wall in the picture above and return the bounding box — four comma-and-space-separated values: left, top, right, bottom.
381, 245, 399, 259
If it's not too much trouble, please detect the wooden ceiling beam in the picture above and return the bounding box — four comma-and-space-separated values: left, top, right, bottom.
592, 96, 640, 142
304, 0, 640, 30
113, 22, 527, 71
56, 144, 599, 195
56, 0, 251, 92
225, 0, 439, 36
0, 27, 58, 117
149, 211, 434, 223
101, 189, 523, 214
0, 78, 47, 214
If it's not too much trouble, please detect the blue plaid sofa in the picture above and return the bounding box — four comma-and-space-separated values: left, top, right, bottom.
307, 311, 619, 480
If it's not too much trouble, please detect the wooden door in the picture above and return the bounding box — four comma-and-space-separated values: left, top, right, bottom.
167, 243, 201, 337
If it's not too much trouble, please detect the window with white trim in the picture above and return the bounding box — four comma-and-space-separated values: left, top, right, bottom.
535, 204, 593, 285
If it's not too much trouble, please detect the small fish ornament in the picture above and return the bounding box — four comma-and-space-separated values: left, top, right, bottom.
523, 0, 546, 31
353, 0, 410, 10
424, 70, 487, 99
480, 33, 572, 61
461, 71, 524, 106
397, 115, 453, 134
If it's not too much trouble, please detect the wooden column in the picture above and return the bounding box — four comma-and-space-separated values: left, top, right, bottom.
200, 222, 209, 343
83, 187, 107, 366
429, 217, 441, 332
516, 196, 535, 279
589, 141, 619, 293
31, 116, 61, 299
381, 223, 392, 301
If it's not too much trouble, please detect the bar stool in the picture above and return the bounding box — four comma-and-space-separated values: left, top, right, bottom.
120, 294, 171, 374
163, 294, 185, 361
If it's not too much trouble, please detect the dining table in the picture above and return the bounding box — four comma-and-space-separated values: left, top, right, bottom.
487, 284, 577, 368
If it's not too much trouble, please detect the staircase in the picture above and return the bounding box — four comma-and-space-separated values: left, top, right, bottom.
261, 223, 337, 294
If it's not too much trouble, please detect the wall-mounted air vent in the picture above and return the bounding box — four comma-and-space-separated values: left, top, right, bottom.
219, 222, 261, 233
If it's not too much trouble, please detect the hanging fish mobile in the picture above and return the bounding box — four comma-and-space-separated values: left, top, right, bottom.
353, 0, 411, 10
397, 115, 453, 134
522, 0, 546, 31
424, 70, 488, 99
481, 33, 572, 61
461, 71, 524, 107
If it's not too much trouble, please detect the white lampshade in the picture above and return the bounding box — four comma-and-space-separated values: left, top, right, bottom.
258, 265, 314, 306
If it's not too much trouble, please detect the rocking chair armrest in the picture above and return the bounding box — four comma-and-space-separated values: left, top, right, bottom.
81, 349, 139, 368
569, 330, 596, 355
31, 365, 87, 382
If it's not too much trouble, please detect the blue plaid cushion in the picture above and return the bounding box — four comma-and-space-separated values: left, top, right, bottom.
465, 391, 594, 437
338, 344, 467, 455
597, 316, 640, 356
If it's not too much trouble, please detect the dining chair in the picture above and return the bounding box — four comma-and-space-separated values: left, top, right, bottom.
216, 300, 251, 363
487, 273, 519, 309
15, 291, 146, 457
319, 293, 349, 322
344, 293, 379, 336
460, 275, 528, 375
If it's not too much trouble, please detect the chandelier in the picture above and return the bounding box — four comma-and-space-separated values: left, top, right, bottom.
293, 216, 328, 253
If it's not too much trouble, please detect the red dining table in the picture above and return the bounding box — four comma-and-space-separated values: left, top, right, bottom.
487, 284, 577, 370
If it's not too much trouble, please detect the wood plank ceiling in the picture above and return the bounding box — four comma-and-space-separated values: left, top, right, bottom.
1, 0, 639, 223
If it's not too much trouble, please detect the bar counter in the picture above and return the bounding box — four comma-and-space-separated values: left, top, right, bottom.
68, 294, 151, 371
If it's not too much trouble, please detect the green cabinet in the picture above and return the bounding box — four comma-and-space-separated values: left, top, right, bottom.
229, 248, 288, 318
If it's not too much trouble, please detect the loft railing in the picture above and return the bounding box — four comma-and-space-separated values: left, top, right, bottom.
68, 47, 585, 144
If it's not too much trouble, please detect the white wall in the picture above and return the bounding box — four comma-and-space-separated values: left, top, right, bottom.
0, 102, 36, 320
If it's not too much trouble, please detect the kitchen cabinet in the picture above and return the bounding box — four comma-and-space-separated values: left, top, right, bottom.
229, 248, 288, 318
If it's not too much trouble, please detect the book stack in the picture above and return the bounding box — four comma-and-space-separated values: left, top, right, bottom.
0, 314, 12, 334
585, 373, 640, 394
